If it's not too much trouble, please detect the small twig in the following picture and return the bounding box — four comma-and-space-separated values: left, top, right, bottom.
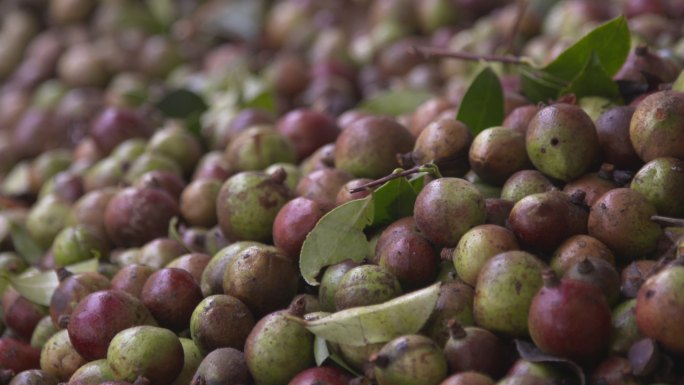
505, 0, 529, 54
348, 166, 423, 194
651, 215, 684, 227
410, 46, 526, 65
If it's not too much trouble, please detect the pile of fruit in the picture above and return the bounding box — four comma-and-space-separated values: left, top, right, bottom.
2, 0, 684, 384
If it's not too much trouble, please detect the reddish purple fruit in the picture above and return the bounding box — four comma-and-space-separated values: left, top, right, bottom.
67, 289, 157, 360
528, 270, 612, 364
272, 197, 325, 261
287, 366, 353, 385
0, 338, 41, 373
104, 187, 179, 247
141, 268, 204, 332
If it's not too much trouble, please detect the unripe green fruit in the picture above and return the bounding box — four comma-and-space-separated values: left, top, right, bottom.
52, 225, 109, 267
334, 264, 402, 310
373, 334, 447, 385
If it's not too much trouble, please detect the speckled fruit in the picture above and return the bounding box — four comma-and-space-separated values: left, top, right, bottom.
216, 170, 291, 242
453, 224, 519, 286
40, 329, 87, 381
410, 118, 472, 177
443, 322, 505, 377
192, 347, 251, 385
334, 264, 402, 310
244, 310, 315, 385
200, 241, 262, 297
630, 90, 684, 162
526, 103, 599, 181
107, 326, 183, 385
272, 197, 325, 260
224, 126, 297, 173
630, 157, 684, 217
190, 294, 255, 354
469, 126, 531, 185
549, 234, 615, 275
68, 358, 116, 384
474, 251, 545, 337
500, 170, 556, 203
52, 225, 109, 267
414, 178, 486, 247
373, 334, 447, 385
141, 268, 203, 331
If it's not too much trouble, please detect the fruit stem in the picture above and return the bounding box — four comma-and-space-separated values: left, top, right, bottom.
447, 319, 467, 339
651, 215, 684, 227
410, 46, 526, 65
347, 166, 423, 193
541, 268, 560, 288
577, 257, 595, 274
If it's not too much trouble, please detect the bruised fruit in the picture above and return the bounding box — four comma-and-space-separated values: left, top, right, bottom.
528, 270, 612, 364
334, 264, 402, 310
636, 262, 684, 354
190, 294, 255, 354
414, 178, 486, 247
107, 326, 183, 385
67, 289, 156, 360
104, 187, 179, 247
223, 245, 299, 316
588, 188, 662, 261
7, 369, 58, 385
526, 103, 600, 182
141, 268, 203, 331
334, 116, 414, 178
40, 329, 87, 381
629, 90, 684, 162
216, 170, 291, 242
244, 310, 315, 385
373, 334, 447, 385
474, 251, 545, 337
192, 347, 251, 385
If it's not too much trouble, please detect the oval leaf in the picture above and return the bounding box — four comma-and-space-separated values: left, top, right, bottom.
371, 174, 426, 227
9, 220, 43, 264
358, 89, 433, 116
299, 197, 374, 285
561, 51, 622, 102
301, 283, 441, 346
544, 15, 630, 79
456, 66, 504, 136
156, 89, 208, 119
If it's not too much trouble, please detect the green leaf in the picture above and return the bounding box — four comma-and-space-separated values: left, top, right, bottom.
299, 197, 374, 286
313, 336, 362, 376
156, 89, 208, 119
357, 89, 433, 116
146, 0, 175, 29
520, 65, 569, 104
544, 15, 630, 79
9, 220, 43, 264
301, 283, 441, 346
371, 174, 426, 227
168, 216, 191, 253
456, 67, 504, 136
561, 52, 623, 102
241, 89, 276, 113
8, 258, 99, 306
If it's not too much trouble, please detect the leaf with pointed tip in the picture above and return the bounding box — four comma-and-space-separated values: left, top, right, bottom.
301, 283, 441, 346
299, 197, 374, 285
9, 220, 43, 264
561, 51, 623, 102
371, 174, 427, 227
456, 67, 504, 136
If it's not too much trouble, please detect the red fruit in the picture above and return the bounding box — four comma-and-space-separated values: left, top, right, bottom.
50, 271, 111, 328
67, 289, 156, 360
2, 289, 46, 341
90, 107, 151, 154
141, 268, 203, 331
287, 366, 353, 385
0, 338, 41, 372
528, 270, 612, 364
104, 187, 179, 247
272, 197, 325, 260
276, 109, 340, 161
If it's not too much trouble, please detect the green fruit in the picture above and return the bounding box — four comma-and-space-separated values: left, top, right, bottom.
453, 224, 519, 286
473, 251, 545, 337
609, 299, 642, 354
170, 338, 203, 385
244, 310, 315, 385
200, 241, 263, 297
224, 126, 297, 173
147, 125, 202, 175
373, 334, 447, 385
216, 171, 291, 242
52, 225, 109, 267
40, 329, 87, 381
26, 195, 71, 249
68, 358, 116, 385
630, 157, 684, 217
500, 170, 556, 203
526, 103, 600, 182
190, 294, 255, 354
334, 264, 403, 310
107, 325, 183, 385
30, 316, 58, 348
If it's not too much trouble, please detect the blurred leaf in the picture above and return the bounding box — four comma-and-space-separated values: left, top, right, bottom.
544, 15, 630, 79
313, 336, 362, 376
156, 89, 208, 119
242, 89, 276, 113
146, 0, 175, 30
456, 67, 504, 135
1, 161, 31, 197
302, 283, 441, 346
520, 65, 569, 104
561, 52, 622, 102
122, 90, 149, 107
9, 220, 43, 264
515, 340, 586, 385
358, 90, 433, 116
300, 198, 374, 286
168, 216, 191, 253
8, 258, 99, 306
118, 3, 166, 34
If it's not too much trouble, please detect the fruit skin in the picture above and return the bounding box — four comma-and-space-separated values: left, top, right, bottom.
636, 264, 684, 354
224, 126, 297, 173
170, 338, 203, 385
141, 268, 203, 332
469, 126, 531, 185
630, 90, 684, 162
588, 188, 663, 261
67, 289, 157, 360
526, 103, 600, 182
272, 197, 325, 260
334, 264, 402, 310
453, 224, 519, 286
68, 358, 116, 384
40, 329, 87, 381
52, 225, 109, 267
190, 294, 255, 355
244, 310, 315, 385
7, 369, 59, 385
443, 324, 505, 377
334, 116, 415, 178
287, 366, 353, 385
528, 272, 612, 364
630, 157, 684, 217
373, 334, 448, 385
200, 241, 262, 297
192, 347, 252, 385
413, 178, 486, 247
216, 170, 291, 242
474, 251, 545, 337
106, 325, 183, 385
104, 187, 180, 247
0, 338, 41, 373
